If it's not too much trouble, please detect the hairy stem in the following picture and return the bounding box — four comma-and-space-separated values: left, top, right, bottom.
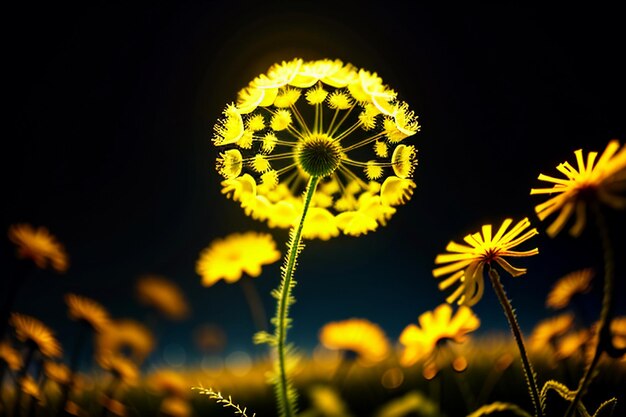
564, 203, 615, 417
274, 175, 319, 417
488, 267, 542, 417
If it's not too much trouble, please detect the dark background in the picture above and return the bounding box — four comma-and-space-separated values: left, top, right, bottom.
2, 3, 625, 371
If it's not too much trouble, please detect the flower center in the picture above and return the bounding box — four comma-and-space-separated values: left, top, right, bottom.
295, 134, 343, 177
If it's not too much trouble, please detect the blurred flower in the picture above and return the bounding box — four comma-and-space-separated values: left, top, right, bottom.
213, 58, 420, 238
20, 375, 42, 402
554, 330, 590, 361
148, 370, 189, 398
433, 218, 539, 306
196, 232, 280, 286
101, 396, 127, 417
10, 313, 62, 358
96, 319, 155, 364
587, 316, 626, 363
193, 324, 227, 353
64, 401, 88, 417
8, 223, 69, 272
97, 355, 139, 386
308, 384, 352, 417
159, 397, 192, 417
374, 390, 438, 417
528, 313, 575, 352
44, 360, 72, 385
530, 140, 626, 237
65, 293, 111, 333
0, 340, 22, 371
136, 275, 190, 320
319, 318, 390, 364
399, 303, 480, 368
546, 268, 593, 310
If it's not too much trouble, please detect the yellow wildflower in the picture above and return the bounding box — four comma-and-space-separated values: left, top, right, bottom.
399, 303, 480, 367
135, 275, 190, 321
319, 318, 390, 364
8, 224, 69, 272
530, 140, 626, 237
65, 293, 111, 333
20, 375, 42, 402
97, 354, 139, 386
10, 313, 62, 358
196, 232, 280, 286
96, 319, 155, 364
148, 370, 189, 398
0, 341, 22, 371
212, 58, 420, 238
546, 268, 593, 309
433, 218, 539, 306
160, 397, 192, 417
44, 361, 72, 385
528, 313, 574, 352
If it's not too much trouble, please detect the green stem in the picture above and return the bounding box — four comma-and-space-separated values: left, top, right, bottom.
488, 267, 542, 417
564, 203, 615, 417
274, 175, 319, 417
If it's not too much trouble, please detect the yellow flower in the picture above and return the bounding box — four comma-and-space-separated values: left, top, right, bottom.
20, 375, 42, 401
307, 385, 351, 416
319, 318, 390, 364
44, 361, 72, 385
97, 354, 139, 386
432, 218, 539, 306
196, 232, 281, 287
95, 319, 155, 364
546, 268, 593, 309
159, 397, 192, 417
65, 293, 111, 333
135, 275, 190, 320
528, 313, 574, 352
10, 313, 62, 358
399, 303, 480, 367
530, 140, 626, 237
147, 370, 189, 398
0, 341, 22, 371
8, 224, 69, 272
554, 330, 590, 361
213, 58, 421, 239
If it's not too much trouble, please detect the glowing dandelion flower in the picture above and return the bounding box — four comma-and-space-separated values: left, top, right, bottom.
555, 330, 590, 361
10, 313, 62, 358
528, 313, 574, 352
136, 275, 190, 320
399, 303, 480, 367
212, 58, 421, 239
319, 318, 390, 364
8, 224, 69, 272
20, 375, 42, 402
196, 232, 281, 286
65, 293, 111, 333
44, 361, 72, 385
96, 319, 155, 364
546, 268, 593, 310
0, 341, 22, 371
432, 218, 539, 306
530, 140, 626, 237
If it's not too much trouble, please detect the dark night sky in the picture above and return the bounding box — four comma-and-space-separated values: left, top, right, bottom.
2, 3, 625, 368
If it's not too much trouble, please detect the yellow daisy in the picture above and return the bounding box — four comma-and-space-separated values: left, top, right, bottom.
10, 313, 62, 358
135, 275, 190, 320
214, 58, 420, 239
530, 140, 626, 237
65, 293, 111, 333
319, 318, 390, 364
546, 268, 593, 309
44, 361, 72, 385
95, 319, 155, 364
196, 232, 281, 287
0, 341, 22, 371
432, 218, 539, 306
528, 313, 574, 352
399, 303, 480, 367
8, 224, 69, 272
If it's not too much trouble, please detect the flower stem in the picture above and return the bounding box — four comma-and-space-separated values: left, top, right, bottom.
564, 203, 615, 417
239, 276, 268, 332
488, 267, 542, 417
273, 175, 319, 417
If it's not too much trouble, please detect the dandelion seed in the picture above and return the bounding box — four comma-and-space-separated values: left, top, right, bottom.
252, 154, 272, 173
327, 90, 353, 110
217, 149, 243, 179
305, 85, 328, 105
246, 114, 265, 131
391, 144, 417, 179
270, 110, 293, 131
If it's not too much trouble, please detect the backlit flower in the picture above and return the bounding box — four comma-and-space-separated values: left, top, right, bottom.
399, 303, 480, 367
148, 370, 189, 398
528, 313, 574, 352
546, 268, 593, 310
0, 341, 22, 371
8, 224, 69, 272
213, 58, 421, 239
554, 330, 590, 361
65, 293, 111, 333
136, 275, 190, 320
159, 397, 192, 417
10, 313, 62, 358
20, 375, 42, 402
530, 140, 626, 237
44, 361, 72, 385
433, 218, 539, 306
319, 318, 390, 364
96, 319, 155, 364
196, 232, 281, 286
97, 355, 139, 386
